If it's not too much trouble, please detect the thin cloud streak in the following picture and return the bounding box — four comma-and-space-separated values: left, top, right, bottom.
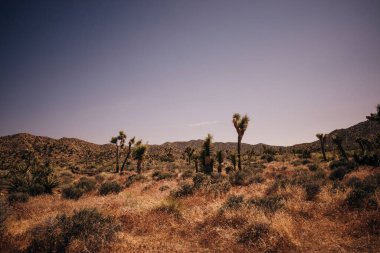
188, 121, 221, 127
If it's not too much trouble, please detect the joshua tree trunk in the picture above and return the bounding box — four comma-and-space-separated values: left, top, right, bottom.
120, 144, 132, 172
137, 160, 142, 174
319, 139, 327, 161
116, 145, 120, 173
338, 144, 348, 160
237, 135, 242, 170
217, 164, 222, 174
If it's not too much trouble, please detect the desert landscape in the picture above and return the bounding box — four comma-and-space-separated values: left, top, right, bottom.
0, 108, 380, 252
1, 1, 380, 252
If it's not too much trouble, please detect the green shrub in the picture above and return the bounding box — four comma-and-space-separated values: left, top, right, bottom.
99, 181, 122, 195
261, 154, 274, 163
329, 159, 357, 171
329, 168, 347, 181
7, 192, 29, 204
229, 169, 264, 186
26, 208, 120, 253
304, 183, 321, 201
345, 189, 377, 209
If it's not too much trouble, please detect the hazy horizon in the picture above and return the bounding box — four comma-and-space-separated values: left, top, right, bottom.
1, 0, 379, 146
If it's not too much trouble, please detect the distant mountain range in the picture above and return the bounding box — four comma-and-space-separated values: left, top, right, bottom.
1, 120, 379, 170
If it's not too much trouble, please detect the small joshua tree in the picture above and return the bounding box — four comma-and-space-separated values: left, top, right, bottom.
120, 137, 135, 173
200, 134, 214, 174
192, 152, 199, 173
184, 147, 195, 165
133, 140, 147, 174
228, 153, 237, 171
366, 104, 380, 123
216, 150, 224, 174
316, 133, 327, 161
232, 113, 250, 170
332, 135, 348, 160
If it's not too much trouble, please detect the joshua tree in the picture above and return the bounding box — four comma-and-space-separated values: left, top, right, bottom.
192, 152, 199, 172
216, 150, 224, 174
120, 137, 135, 173
332, 135, 348, 160
232, 113, 250, 170
366, 104, 380, 123
316, 133, 327, 161
227, 153, 237, 171
200, 134, 214, 174
184, 147, 195, 165
133, 140, 147, 174
110, 131, 126, 173
355, 137, 365, 154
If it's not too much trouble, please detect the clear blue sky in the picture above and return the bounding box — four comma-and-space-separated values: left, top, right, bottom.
1, 0, 379, 145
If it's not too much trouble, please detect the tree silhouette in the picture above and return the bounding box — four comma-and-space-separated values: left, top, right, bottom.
120, 137, 135, 173
332, 135, 348, 160
316, 133, 327, 161
200, 134, 214, 174
232, 113, 250, 170
216, 150, 224, 174
133, 140, 147, 174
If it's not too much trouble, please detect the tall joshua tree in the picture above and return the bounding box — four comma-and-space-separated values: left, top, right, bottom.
133, 140, 147, 174
366, 104, 380, 123
110, 131, 126, 173
232, 113, 250, 170
184, 147, 195, 165
201, 134, 214, 174
316, 133, 327, 161
216, 150, 224, 174
332, 135, 348, 160
120, 137, 135, 173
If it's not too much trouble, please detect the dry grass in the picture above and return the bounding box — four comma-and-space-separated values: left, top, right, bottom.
1, 158, 380, 252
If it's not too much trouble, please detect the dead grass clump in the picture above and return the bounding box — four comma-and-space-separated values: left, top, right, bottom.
181, 169, 194, 179
304, 183, 321, 201
238, 222, 288, 252
249, 195, 286, 213
7, 192, 29, 204
151, 198, 182, 219
152, 170, 176, 181
223, 194, 245, 210
171, 183, 194, 198
199, 212, 247, 230
229, 169, 264, 186
26, 208, 120, 253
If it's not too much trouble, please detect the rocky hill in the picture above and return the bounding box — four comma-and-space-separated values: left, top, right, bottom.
1, 120, 379, 170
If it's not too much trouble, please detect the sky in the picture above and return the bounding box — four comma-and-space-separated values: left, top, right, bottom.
0, 0, 379, 146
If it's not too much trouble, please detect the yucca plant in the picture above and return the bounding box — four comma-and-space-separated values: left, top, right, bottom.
120, 137, 135, 173
332, 135, 348, 160
200, 134, 214, 174
216, 150, 224, 174
232, 113, 250, 170
184, 147, 195, 165
133, 141, 147, 174
316, 133, 327, 161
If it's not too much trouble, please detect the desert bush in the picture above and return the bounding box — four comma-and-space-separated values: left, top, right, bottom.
193, 173, 209, 189
345, 189, 377, 209
152, 170, 175, 181
203, 177, 231, 196
8, 164, 59, 196
62, 185, 84, 200
181, 169, 194, 179
0, 199, 7, 235
261, 154, 274, 163
99, 181, 122, 195
125, 174, 146, 187
329, 159, 357, 171
238, 222, 287, 252
353, 152, 380, 167
329, 168, 348, 181
95, 174, 105, 183
308, 164, 318, 172
301, 150, 311, 159
76, 177, 97, 192
229, 169, 264, 186
159, 185, 170, 191
223, 195, 244, 210
249, 195, 285, 212
7, 192, 29, 204
26, 208, 120, 253
152, 199, 182, 219
171, 183, 194, 198
304, 183, 321, 201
